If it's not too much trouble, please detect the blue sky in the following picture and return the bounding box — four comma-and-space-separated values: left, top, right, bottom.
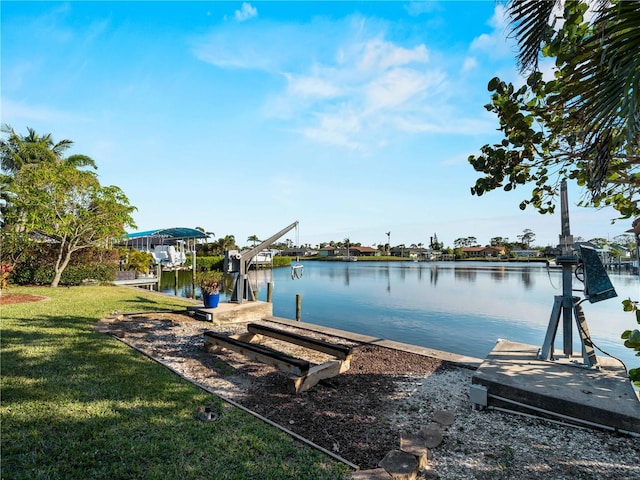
1, 1, 630, 249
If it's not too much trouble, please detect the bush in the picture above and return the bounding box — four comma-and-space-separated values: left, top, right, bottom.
193, 256, 224, 271
124, 250, 154, 274
12, 263, 117, 286
273, 256, 292, 267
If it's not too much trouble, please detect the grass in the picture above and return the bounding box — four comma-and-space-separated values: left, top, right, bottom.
1, 285, 351, 479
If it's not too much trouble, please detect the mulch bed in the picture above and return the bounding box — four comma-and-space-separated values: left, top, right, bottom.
241, 344, 452, 468
0, 293, 48, 305
95, 311, 457, 469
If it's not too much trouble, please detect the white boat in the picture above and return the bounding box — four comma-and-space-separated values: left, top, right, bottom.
250, 249, 278, 266
151, 244, 186, 268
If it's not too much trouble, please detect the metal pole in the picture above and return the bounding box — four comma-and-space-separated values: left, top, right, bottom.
558, 180, 576, 357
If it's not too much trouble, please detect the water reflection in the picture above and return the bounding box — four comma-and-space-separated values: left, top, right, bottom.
159, 261, 638, 368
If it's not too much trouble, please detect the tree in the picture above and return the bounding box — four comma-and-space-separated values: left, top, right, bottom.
213, 235, 236, 254
517, 229, 536, 248
507, 0, 640, 155
7, 159, 136, 287
588, 237, 608, 248
612, 233, 636, 251
483, 1, 640, 385
247, 235, 260, 247
469, 1, 640, 219
491, 236, 509, 246
195, 226, 214, 244
1, 124, 96, 174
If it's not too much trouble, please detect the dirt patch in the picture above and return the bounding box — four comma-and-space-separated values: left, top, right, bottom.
0, 293, 48, 305
95, 312, 640, 479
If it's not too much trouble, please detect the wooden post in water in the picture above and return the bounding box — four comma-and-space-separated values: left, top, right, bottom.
296, 294, 301, 321
267, 282, 273, 303
192, 249, 196, 299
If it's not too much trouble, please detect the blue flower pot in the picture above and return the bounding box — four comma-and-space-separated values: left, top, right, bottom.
203, 292, 220, 308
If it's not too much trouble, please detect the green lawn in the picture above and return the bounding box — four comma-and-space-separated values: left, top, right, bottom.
1, 285, 351, 480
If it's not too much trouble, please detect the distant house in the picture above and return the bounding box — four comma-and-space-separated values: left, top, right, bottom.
349, 246, 378, 257
389, 246, 439, 259
609, 243, 632, 259
280, 247, 314, 257
461, 246, 505, 257
511, 249, 541, 258
317, 246, 335, 258
317, 245, 378, 257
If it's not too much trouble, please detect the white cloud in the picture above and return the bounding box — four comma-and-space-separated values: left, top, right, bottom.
469, 4, 514, 58
298, 104, 366, 151
0, 98, 87, 123
194, 12, 505, 151
461, 56, 478, 74
391, 114, 496, 136
192, 23, 315, 72
356, 39, 429, 73
404, 1, 442, 17
235, 2, 257, 22
284, 73, 342, 99
365, 68, 438, 111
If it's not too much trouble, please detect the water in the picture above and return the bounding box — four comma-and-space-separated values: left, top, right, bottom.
160, 261, 639, 368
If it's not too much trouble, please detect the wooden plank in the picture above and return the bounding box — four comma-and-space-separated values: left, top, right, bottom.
293, 359, 351, 392
204, 331, 310, 376
248, 323, 353, 360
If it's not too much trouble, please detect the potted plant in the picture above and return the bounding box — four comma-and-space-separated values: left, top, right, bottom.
198, 270, 223, 308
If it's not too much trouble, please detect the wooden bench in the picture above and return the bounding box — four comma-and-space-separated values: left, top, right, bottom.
203, 324, 352, 392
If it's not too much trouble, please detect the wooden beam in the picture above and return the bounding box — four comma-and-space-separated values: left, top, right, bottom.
204, 328, 352, 393
204, 331, 310, 376
248, 323, 353, 360
293, 359, 351, 393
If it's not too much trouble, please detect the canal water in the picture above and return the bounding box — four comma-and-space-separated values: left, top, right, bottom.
160, 261, 639, 369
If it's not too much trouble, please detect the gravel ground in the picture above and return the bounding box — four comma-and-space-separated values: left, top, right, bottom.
95, 311, 640, 479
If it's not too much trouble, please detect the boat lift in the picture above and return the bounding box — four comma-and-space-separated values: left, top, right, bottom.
539, 180, 617, 368
224, 221, 300, 303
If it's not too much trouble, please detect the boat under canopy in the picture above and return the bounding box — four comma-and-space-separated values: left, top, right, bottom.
122, 227, 210, 268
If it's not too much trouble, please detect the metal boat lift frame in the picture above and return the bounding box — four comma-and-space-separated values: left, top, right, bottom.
225, 221, 299, 303
539, 180, 617, 368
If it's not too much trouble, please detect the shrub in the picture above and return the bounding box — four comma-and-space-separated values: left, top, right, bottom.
125, 250, 154, 274
193, 256, 224, 271
12, 263, 117, 286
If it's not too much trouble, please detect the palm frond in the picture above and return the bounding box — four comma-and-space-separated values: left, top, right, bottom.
564, 0, 640, 167
507, 0, 559, 71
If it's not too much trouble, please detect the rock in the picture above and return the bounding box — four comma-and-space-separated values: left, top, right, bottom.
432, 410, 455, 426
350, 467, 392, 479
379, 449, 419, 480
400, 432, 429, 470
418, 423, 443, 448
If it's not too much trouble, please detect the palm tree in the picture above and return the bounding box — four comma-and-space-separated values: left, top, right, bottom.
1, 125, 97, 174
247, 235, 260, 247
221, 235, 236, 251
506, 0, 640, 194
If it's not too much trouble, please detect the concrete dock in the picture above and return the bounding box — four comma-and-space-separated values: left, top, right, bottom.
472, 340, 640, 434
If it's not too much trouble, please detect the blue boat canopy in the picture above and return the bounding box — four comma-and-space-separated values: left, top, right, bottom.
125, 227, 209, 240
